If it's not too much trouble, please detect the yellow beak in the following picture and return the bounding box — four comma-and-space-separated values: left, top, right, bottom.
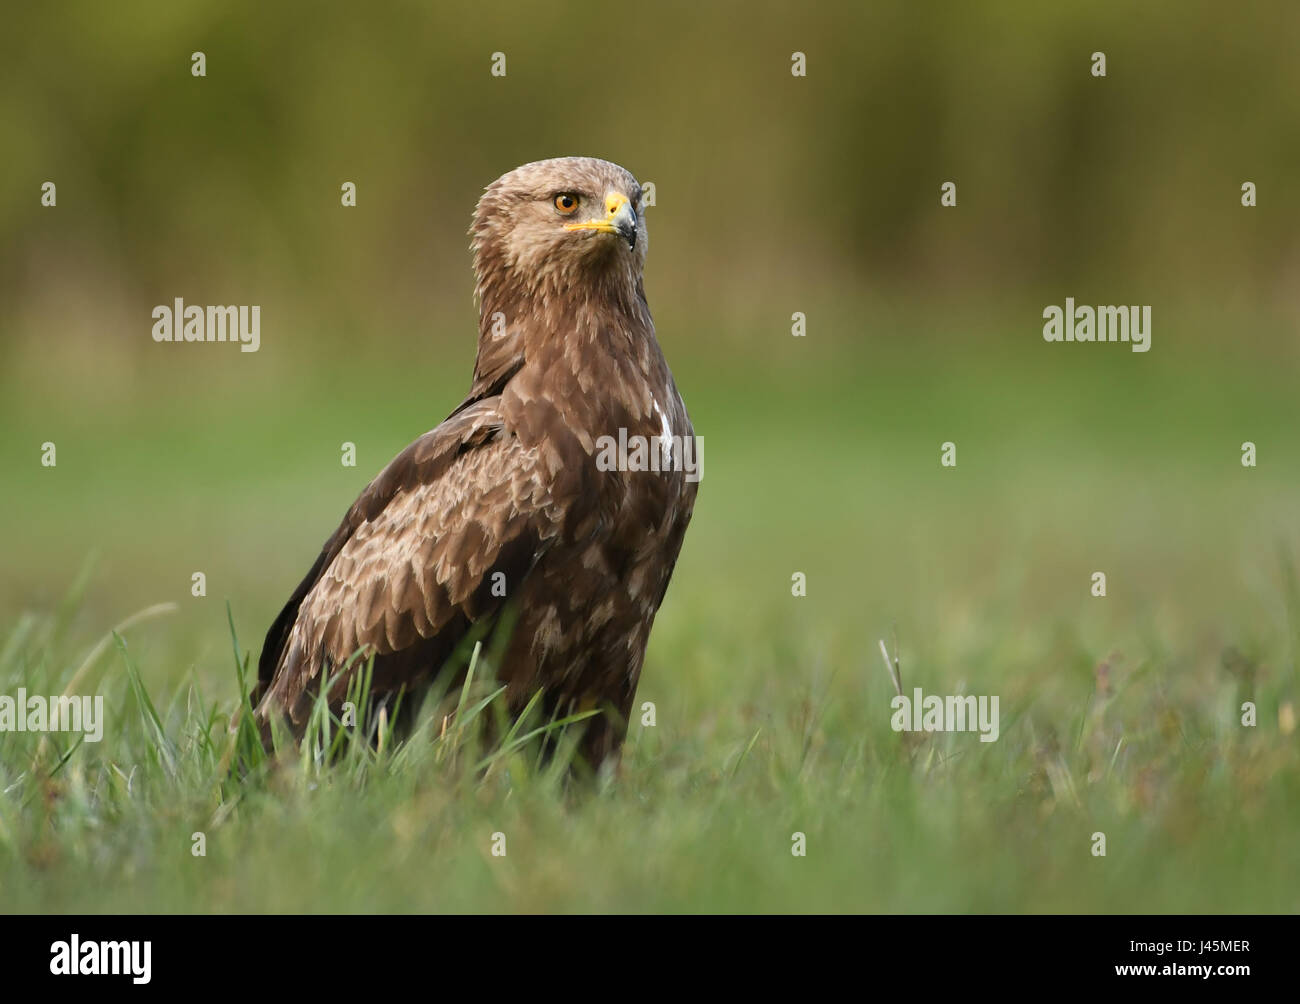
564, 192, 638, 249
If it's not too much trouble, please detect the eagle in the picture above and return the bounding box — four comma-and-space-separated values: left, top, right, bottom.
254, 157, 697, 769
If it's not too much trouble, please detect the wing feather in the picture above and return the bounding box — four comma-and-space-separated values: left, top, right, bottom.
255, 397, 574, 727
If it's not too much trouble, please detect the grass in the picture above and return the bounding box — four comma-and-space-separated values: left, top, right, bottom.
2, 566, 1296, 913
2, 317, 1299, 913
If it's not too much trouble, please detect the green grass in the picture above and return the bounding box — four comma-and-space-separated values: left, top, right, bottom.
2, 319, 1299, 913
2, 565, 1296, 913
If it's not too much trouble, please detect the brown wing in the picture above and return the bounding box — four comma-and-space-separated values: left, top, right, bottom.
255, 396, 574, 729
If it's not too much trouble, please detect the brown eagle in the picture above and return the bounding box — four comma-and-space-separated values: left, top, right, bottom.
254, 157, 697, 768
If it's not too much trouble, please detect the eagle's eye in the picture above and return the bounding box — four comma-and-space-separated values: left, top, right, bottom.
553, 193, 580, 215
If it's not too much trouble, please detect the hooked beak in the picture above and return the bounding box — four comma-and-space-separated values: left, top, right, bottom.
564, 192, 638, 250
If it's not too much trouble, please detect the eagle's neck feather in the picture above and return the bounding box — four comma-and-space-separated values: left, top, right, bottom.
470, 259, 660, 399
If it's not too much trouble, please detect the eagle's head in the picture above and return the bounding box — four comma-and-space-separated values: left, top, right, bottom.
470, 157, 648, 313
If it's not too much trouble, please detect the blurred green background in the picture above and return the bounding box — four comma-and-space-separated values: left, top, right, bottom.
1, 2, 1298, 912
